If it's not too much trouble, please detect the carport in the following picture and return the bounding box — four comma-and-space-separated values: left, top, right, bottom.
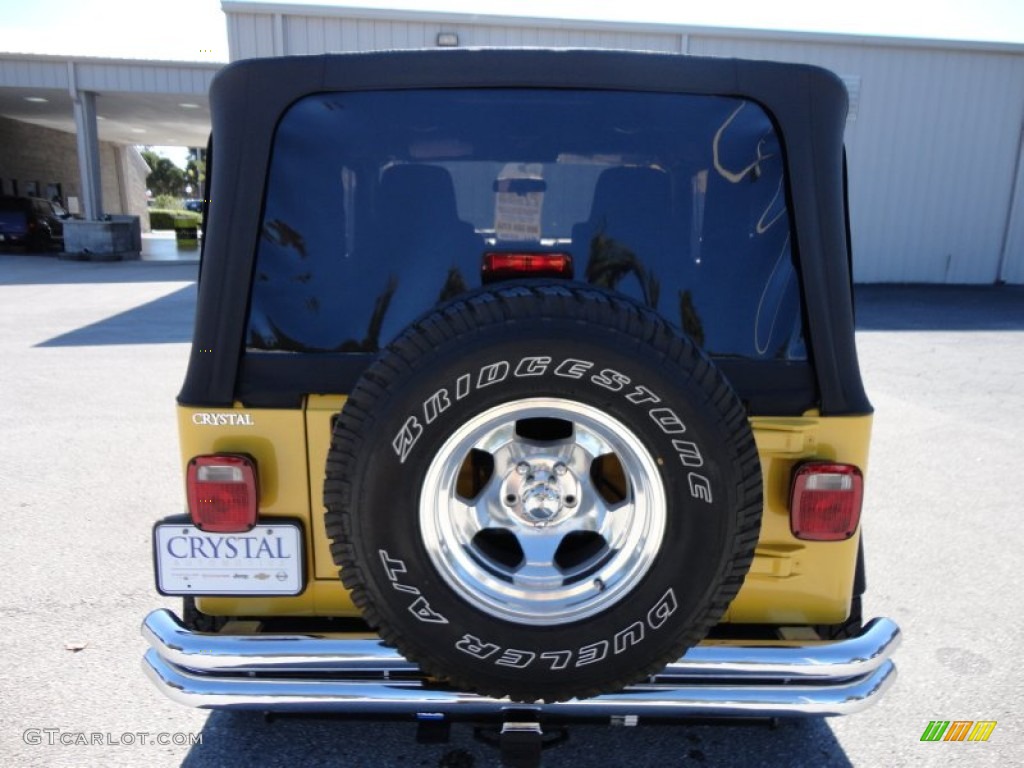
0, 53, 217, 221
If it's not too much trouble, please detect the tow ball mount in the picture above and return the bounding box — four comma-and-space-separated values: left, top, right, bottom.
474, 710, 569, 768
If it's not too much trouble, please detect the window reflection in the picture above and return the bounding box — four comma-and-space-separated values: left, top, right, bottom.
248, 89, 803, 361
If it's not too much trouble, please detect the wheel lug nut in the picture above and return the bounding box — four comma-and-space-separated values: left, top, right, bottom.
516, 462, 530, 475
554, 463, 567, 476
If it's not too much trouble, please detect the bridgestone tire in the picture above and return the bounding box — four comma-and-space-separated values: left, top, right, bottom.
324, 282, 762, 703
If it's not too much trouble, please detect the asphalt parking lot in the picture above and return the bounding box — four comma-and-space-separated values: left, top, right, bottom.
0, 252, 1021, 767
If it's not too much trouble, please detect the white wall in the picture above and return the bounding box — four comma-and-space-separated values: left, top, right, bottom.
688, 35, 1024, 284
0, 115, 147, 218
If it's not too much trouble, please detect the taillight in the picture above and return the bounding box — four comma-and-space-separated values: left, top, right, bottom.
186, 455, 258, 532
790, 462, 863, 541
482, 252, 573, 282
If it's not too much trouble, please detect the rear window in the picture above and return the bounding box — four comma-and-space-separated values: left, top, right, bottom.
248, 89, 805, 361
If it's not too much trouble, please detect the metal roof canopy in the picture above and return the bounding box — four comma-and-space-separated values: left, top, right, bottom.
0, 53, 219, 218
0, 53, 217, 145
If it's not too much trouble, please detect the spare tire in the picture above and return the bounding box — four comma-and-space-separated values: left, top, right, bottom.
324, 282, 761, 702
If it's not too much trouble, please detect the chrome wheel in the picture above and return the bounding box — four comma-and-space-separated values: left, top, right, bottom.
420, 398, 666, 625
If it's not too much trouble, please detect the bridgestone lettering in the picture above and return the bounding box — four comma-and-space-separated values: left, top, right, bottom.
650, 408, 687, 434
592, 368, 631, 392
389, 355, 719, 503
392, 357, 706, 484
392, 417, 423, 463
554, 359, 593, 379
688, 474, 714, 504
625, 386, 661, 405
673, 440, 704, 467
477, 361, 509, 388
514, 356, 551, 377
422, 389, 451, 424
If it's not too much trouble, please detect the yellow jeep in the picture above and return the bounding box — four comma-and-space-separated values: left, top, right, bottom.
143, 48, 899, 755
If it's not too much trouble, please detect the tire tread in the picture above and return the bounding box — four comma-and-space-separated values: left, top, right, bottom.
324, 281, 762, 702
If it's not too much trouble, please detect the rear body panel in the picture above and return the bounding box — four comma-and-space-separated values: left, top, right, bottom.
182, 403, 870, 625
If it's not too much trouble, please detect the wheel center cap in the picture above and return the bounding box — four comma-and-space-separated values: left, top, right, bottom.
521, 475, 561, 522
501, 461, 580, 528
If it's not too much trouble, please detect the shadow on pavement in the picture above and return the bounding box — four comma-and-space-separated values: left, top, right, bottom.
856, 284, 1024, 331
180, 711, 852, 768
0, 253, 198, 286
36, 285, 195, 346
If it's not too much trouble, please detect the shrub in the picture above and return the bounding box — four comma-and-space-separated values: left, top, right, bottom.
149, 209, 202, 230
153, 194, 184, 210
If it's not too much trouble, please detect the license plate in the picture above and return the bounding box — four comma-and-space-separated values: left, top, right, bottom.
154, 522, 304, 596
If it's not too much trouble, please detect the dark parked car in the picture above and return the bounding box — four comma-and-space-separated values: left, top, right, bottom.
183, 198, 205, 213
0, 195, 68, 251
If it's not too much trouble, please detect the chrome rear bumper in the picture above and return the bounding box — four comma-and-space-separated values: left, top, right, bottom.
141, 609, 899, 719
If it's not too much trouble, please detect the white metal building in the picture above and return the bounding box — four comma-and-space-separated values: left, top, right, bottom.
223, 2, 1024, 285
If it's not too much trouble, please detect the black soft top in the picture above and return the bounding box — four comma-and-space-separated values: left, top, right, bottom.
181, 48, 869, 416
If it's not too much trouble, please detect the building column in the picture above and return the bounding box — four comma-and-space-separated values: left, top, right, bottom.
114, 144, 129, 214
69, 67, 103, 220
